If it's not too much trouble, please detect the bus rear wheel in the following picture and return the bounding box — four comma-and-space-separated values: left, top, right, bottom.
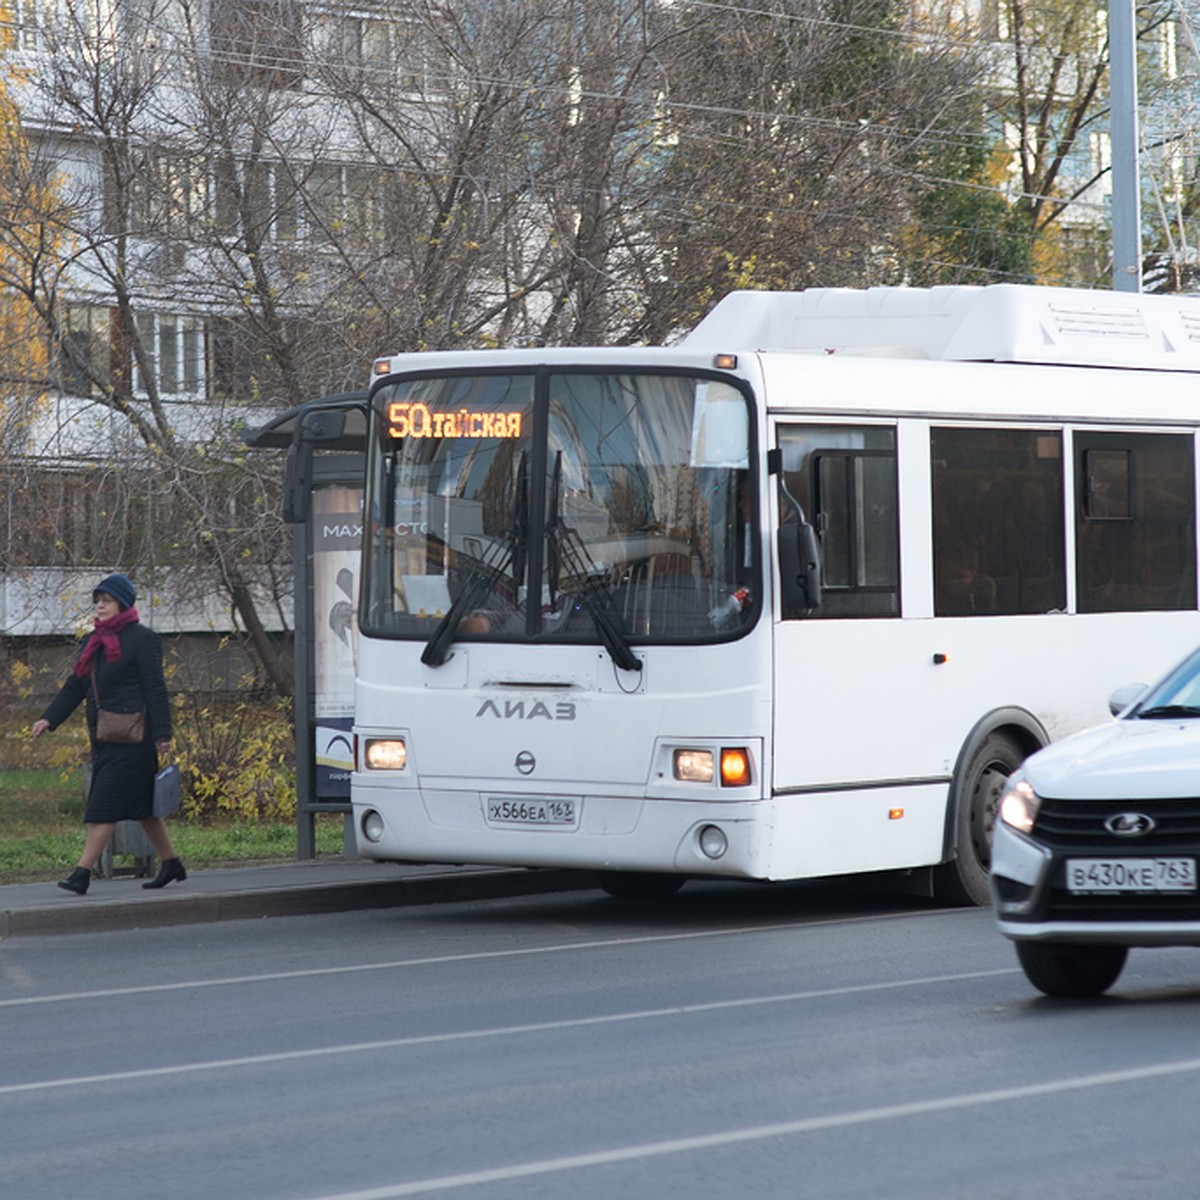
1016, 941, 1128, 998
597, 871, 686, 904
934, 731, 1024, 907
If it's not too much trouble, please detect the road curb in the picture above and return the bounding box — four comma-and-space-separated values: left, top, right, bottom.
0, 867, 591, 939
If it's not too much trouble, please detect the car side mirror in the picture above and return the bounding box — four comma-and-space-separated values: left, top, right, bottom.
1108, 683, 1147, 717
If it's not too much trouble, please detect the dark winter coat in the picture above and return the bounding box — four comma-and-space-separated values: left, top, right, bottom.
41, 623, 172, 823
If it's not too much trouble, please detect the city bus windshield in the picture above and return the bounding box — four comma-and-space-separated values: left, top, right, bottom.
361, 369, 757, 658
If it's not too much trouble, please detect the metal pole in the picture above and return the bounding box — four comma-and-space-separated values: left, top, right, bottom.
1109, 0, 1142, 292
294, 512, 317, 859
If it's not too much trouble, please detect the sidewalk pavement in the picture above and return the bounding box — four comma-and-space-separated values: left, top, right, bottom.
0, 859, 593, 939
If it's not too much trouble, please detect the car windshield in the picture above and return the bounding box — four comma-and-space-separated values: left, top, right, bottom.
1132, 649, 1200, 718
361, 369, 757, 655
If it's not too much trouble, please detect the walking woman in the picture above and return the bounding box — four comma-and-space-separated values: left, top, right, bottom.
32, 573, 186, 894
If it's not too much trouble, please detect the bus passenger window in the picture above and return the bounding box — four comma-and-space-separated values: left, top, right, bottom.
776, 424, 899, 619
931, 427, 1065, 617
1075, 432, 1196, 613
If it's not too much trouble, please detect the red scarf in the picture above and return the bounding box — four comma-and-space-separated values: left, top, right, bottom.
74, 607, 140, 678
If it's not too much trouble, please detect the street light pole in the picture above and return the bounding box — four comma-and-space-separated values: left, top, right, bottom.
1109, 0, 1142, 292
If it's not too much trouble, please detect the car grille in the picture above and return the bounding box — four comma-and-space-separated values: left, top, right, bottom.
1025, 796, 1200, 925
1032, 796, 1200, 848
1043, 893, 1200, 922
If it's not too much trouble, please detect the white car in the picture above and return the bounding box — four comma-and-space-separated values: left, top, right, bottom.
993, 646, 1200, 997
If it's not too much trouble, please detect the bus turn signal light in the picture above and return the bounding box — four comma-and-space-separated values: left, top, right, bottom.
720, 748, 752, 787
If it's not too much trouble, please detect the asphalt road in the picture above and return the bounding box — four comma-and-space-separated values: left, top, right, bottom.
4, 877, 1200, 1200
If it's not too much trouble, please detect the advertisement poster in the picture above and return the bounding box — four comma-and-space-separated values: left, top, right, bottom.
312, 485, 362, 797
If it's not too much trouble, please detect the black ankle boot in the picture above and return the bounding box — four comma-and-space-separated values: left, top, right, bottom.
142, 857, 187, 890
57, 866, 90, 895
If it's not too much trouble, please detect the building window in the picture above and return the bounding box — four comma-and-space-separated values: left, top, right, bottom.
208, 316, 257, 401
133, 313, 205, 397
4, 467, 139, 567
313, 11, 391, 76
16, 0, 48, 50
396, 18, 436, 92
210, 0, 303, 90
13, 0, 95, 52
213, 156, 390, 245
213, 158, 312, 244
57, 305, 112, 398
104, 148, 203, 265
129, 149, 205, 238
310, 9, 436, 92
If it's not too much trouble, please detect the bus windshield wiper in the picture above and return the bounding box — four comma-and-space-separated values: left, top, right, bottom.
1135, 703, 1200, 719
577, 586, 643, 673
545, 452, 641, 674
421, 456, 528, 668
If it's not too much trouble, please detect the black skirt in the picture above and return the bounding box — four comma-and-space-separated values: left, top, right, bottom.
85, 741, 157, 823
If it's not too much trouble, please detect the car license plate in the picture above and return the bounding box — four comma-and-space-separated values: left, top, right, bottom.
1066, 857, 1197, 894
485, 796, 579, 829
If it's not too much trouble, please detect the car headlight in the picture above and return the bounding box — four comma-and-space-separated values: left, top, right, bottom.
998, 778, 1041, 835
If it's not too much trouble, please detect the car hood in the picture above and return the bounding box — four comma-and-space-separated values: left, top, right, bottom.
1023, 718, 1200, 800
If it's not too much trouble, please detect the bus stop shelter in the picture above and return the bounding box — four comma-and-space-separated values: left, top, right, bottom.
243, 393, 368, 858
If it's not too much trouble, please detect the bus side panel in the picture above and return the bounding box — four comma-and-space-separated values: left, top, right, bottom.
766, 784, 947, 880
768, 612, 1200, 878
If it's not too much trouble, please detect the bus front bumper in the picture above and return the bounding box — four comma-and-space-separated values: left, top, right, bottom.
351, 787, 773, 879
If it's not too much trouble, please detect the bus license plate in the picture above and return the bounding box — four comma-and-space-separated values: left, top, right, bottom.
485, 797, 579, 829
1066, 857, 1196, 894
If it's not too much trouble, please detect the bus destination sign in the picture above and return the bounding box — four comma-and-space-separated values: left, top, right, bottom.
387, 402, 523, 440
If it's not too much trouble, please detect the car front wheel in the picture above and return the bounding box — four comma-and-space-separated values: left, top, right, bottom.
1015, 941, 1129, 998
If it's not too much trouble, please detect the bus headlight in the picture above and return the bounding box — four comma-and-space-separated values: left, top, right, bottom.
674, 749, 714, 782
364, 738, 408, 770
999, 778, 1041, 834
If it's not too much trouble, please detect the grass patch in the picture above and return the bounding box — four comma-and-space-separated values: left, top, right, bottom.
0, 766, 346, 884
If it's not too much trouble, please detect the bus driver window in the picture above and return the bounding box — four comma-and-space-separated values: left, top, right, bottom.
776, 424, 899, 620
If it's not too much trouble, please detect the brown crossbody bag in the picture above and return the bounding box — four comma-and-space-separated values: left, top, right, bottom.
90, 664, 146, 744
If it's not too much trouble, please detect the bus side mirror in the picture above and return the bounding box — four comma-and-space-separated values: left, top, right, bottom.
283, 409, 347, 524
778, 521, 822, 611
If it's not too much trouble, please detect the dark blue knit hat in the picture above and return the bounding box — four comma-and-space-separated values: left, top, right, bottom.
93, 573, 136, 610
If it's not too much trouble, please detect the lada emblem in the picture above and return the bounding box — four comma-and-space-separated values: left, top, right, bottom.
515, 750, 536, 775
1104, 812, 1156, 838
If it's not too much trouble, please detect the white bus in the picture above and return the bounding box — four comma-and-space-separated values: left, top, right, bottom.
337, 284, 1200, 904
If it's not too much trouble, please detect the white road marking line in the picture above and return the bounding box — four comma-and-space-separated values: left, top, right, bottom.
309, 1055, 1200, 1199
0, 967, 1015, 1097
0, 906, 966, 1008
